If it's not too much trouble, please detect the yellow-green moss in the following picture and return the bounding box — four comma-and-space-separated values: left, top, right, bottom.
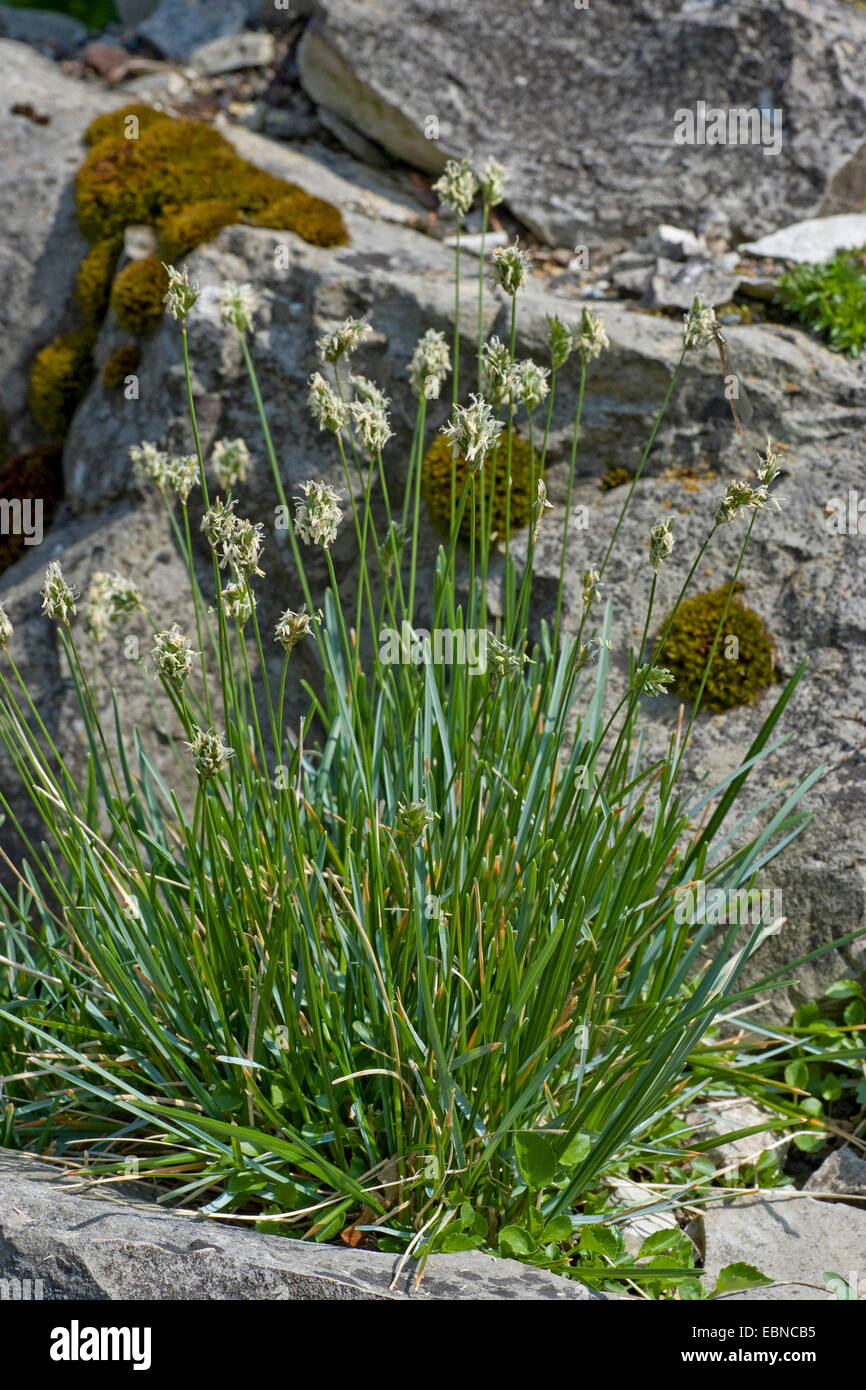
84, 104, 172, 148
421, 431, 538, 542
110, 257, 169, 334
600, 466, 634, 492
102, 342, 140, 388
76, 105, 349, 250
157, 199, 239, 261
76, 239, 121, 325
29, 330, 96, 438
657, 585, 776, 712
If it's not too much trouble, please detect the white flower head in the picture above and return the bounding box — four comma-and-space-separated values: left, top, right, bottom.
407, 329, 451, 401
41, 561, 77, 624
0, 602, 13, 649
574, 307, 609, 364
480, 336, 518, 407
547, 314, 573, 371
683, 294, 717, 351
275, 606, 312, 655
212, 437, 252, 491
514, 358, 550, 413
130, 441, 170, 490
186, 725, 234, 780
162, 263, 200, 322
395, 798, 439, 846
348, 397, 393, 457
221, 580, 254, 625
440, 395, 504, 472
714, 478, 780, 526
582, 568, 603, 610
308, 372, 348, 434
220, 517, 265, 580
294, 480, 343, 548
491, 240, 532, 296
756, 436, 782, 487
201, 496, 238, 549
486, 635, 527, 683
317, 316, 371, 364
649, 518, 674, 573
153, 623, 196, 688
479, 157, 507, 207
166, 454, 199, 504
432, 156, 478, 217
220, 280, 260, 334
350, 375, 390, 413
635, 664, 674, 697
84, 570, 141, 642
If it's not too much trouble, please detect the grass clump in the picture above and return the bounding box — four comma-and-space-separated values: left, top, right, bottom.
658, 584, 776, 711
28, 329, 96, 437
0, 198, 850, 1297
776, 245, 866, 357
109, 256, 169, 334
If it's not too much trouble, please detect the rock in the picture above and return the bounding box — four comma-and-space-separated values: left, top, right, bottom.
138, 0, 250, 63
0, 1150, 602, 1300
0, 41, 121, 452
121, 67, 192, 100
686, 1101, 787, 1171
190, 30, 276, 75
298, 0, 866, 246
115, 0, 161, 25
740, 214, 866, 264
444, 229, 509, 256
122, 224, 160, 261
0, 4, 87, 56
650, 225, 708, 261
608, 1179, 679, 1257
82, 40, 135, 81
701, 1189, 866, 1299
318, 107, 392, 168
804, 1146, 866, 1200
648, 255, 740, 310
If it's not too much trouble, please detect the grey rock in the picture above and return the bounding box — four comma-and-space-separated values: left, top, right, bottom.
804, 1146, 866, 1200
686, 1101, 788, 1171
190, 30, 276, 75
0, 41, 122, 452
298, 0, 866, 246
647, 256, 740, 310
122, 224, 160, 261
0, 1150, 601, 1300
0, 4, 87, 55
740, 214, 866, 264
138, 0, 249, 63
701, 1189, 866, 1299
650, 225, 708, 261
114, 0, 161, 27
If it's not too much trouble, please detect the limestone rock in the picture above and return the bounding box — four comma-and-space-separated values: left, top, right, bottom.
804, 1146, 866, 1200
0, 4, 87, 56
740, 214, 866, 264
190, 30, 276, 76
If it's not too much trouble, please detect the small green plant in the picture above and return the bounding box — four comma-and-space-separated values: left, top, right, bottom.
776, 245, 866, 356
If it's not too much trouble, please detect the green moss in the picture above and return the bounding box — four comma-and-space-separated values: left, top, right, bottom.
29, 330, 96, 438
76, 239, 121, 325
600, 466, 634, 492
76, 105, 349, 251
110, 257, 169, 334
157, 199, 239, 261
102, 343, 140, 389
657, 585, 776, 712
421, 431, 538, 542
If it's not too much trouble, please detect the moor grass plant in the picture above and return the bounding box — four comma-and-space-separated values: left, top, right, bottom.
0, 158, 856, 1294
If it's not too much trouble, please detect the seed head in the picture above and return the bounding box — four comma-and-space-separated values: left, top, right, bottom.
317, 316, 370, 364
486, 635, 527, 683
547, 314, 573, 371
41, 561, 77, 624
574, 307, 609, 364
634, 664, 674, 697
162, 263, 200, 322
220, 280, 260, 334
84, 571, 141, 642
480, 336, 518, 407
0, 602, 13, 649
166, 453, 199, 504
395, 798, 438, 846
130, 440, 170, 490
212, 437, 252, 491
275, 606, 312, 655
582, 568, 603, 609
308, 372, 348, 433
348, 397, 393, 457
186, 726, 235, 780
220, 517, 265, 580
479, 157, 507, 207
756, 436, 782, 487
649, 518, 675, 573
714, 478, 780, 526
221, 581, 254, 625
440, 395, 504, 472
432, 157, 478, 217
683, 294, 717, 351
531, 479, 554, 542
294, 480, 343, 548
513, 358, 550, 413
201, 496, 238, 548
491, 240, 531, 296
153, 623, 196, 688
407, 329, 451, 400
